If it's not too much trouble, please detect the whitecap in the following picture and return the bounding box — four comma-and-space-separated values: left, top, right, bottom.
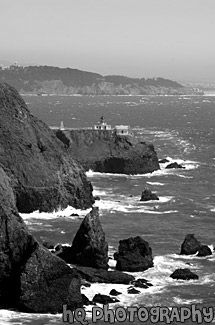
173, 297, 203, 305
94, 196, 175, 214
20, 206, 91, 221
146, 181, 165, 186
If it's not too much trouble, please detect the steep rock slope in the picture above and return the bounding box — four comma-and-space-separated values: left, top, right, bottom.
55, 129, 160, 174
0, 166, 82, 312
0, 82, 94, 212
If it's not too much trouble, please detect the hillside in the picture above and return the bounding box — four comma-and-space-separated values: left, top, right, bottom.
0, 65, 200, 95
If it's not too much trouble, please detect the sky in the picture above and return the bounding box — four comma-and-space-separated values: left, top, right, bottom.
0, 0, 215, 82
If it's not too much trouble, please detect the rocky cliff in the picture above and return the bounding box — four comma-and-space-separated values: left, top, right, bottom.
0, 82, 94, 212
0, 166, 82, 312
0, 65, 201, 95
55, 129, 160, 174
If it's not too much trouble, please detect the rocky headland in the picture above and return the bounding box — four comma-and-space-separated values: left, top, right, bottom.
0, 82, 94, 213
55, 129, 160, 174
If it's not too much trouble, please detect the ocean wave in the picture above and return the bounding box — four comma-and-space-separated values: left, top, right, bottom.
20, 206, 91, 221
82, 253, 215, 313
170, 251, 215, 262
173, 297, 203, 305
94, 196, 174, 214
93, 187, 111, 196
86, 170, 131, 178
160, 157, 200, 170
146, 181, 165, 186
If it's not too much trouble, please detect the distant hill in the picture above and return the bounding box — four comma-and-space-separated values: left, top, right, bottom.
0, 65, 201, 95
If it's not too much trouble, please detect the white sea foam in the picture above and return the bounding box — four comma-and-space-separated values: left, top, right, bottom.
159, 157, 199, 171
0, 310, 62, 325
94, 195, 174, 214
93, 188, 110, 196
173, 297, 203, 305
146, 181, 165, 186
20, 206, 91, 221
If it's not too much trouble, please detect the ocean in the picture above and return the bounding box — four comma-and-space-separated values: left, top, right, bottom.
1, 94, 214, 324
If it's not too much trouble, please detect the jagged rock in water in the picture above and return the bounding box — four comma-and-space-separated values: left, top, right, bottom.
0, 82, 94, 212
159, 158, 170, 163
166, 162, 185, 169
140, 188, 159, 201
75, 266, 134, 284
92, 294, 119, 304
197, 245, 212, 257
58, 207, 109, 269
114, 236, 153, 272
81, 294, 90, 306
180, 234, 202, 255
170, 269, 199, 280
0, 168, 82, 312
127, 288, 140, 294
55, 129, 160, 175
19, 246, 82, 313
109, 289, 122, 296
131, 278, 153, 289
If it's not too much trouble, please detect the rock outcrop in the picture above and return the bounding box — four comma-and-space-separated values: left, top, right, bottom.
19, 246, 82, 313
170, 269, 199, 281
166, 162, 185, 169
180, 234, 201, 255
55, 129, 160, 175
109, 289, 122, 296
197, 245, 212, 257
131, 278, 153, 289
114, 236, 153, 272
92, 294, 119, 304
75, 266, 134, 284
159, 158, 170, 164
127, 288, 140, 294
140, 188, 159, 201
58, 207, 109, 269
0, 82, 94, 212
0, 168, 82, 313
180, 235, 212, 257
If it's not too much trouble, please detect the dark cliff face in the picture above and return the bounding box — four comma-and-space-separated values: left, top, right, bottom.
0, 166, 82, 312
0, 82, 94, 212
55, 129, 160, 174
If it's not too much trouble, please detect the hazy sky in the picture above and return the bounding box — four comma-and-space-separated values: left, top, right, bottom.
0, 0, 215, 82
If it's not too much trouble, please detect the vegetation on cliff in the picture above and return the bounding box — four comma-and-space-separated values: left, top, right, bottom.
0, 65, 196, 95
